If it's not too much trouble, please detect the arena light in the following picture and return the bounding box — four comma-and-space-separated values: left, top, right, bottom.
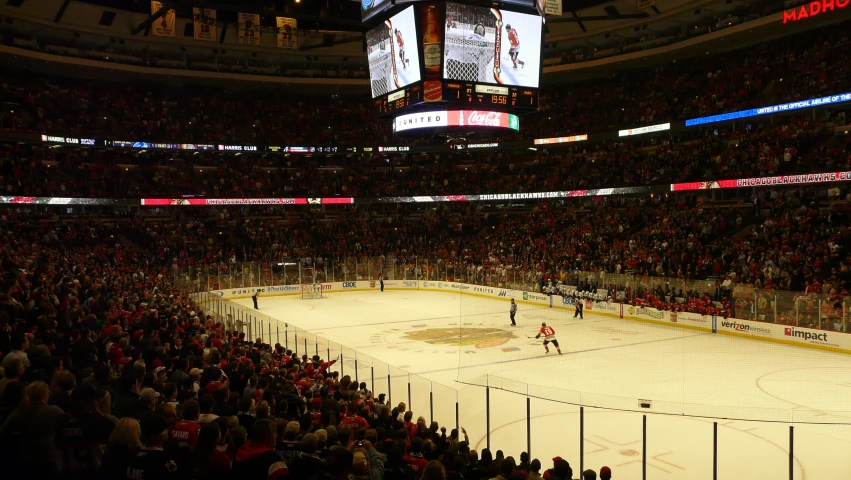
618, 123, 670, 137
392, 110, 520, 133
685, 92, 851, 127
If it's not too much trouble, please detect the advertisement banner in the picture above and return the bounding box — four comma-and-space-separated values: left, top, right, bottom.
716, 318, 773, 337
193, 8, 217, 41
238, 12, 261, 45
421, 3, 444, 102
151, 1, 176, 37
276, 17, 297, 49
534, 135, 587, 145
420, 3, 444, 79
671, 171, 851, 192
618, 123, 670, 137
544, 0, 563, 15
782, 326, 840, 348
685, 92, 851, 127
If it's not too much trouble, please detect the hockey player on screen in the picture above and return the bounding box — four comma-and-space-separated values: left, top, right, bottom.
535, 322, 562, 355
505, 24, 525, 70
394, 28, 410, 69
510, 298, 517, 326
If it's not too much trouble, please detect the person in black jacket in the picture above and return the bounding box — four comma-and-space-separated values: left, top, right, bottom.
124, 415, 191, 480
232, 419, 289, 480
384, 446, 416, 480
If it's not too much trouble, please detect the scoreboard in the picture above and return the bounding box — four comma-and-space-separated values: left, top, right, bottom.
376, 80, 538, 115
443, 82, 538, 108
369, 1, 541, 120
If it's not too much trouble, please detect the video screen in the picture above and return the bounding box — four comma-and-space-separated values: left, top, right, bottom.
444, 2, 542, 88
366, 5, 423, 98
362, 0, 392, 22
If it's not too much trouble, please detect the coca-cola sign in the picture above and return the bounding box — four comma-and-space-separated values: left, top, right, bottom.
459, 110, 505, 127
393, 110, 519, 133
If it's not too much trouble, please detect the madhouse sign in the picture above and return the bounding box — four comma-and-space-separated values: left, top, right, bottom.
783, 0, 850, 23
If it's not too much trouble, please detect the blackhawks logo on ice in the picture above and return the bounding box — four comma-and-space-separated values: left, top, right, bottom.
403, 327, 516, 349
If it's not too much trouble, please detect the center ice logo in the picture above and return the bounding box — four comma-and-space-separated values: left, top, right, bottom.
403, 327, 516, 349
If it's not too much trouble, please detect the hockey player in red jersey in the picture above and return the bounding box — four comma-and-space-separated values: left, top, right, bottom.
505, 24, 525, 69
395, 28, 410, 69
535, 322, 562, 354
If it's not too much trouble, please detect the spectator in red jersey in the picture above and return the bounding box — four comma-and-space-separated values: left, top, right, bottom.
232, 419, 289, 480
170, 399, 203, 451
406, 437, 431, 479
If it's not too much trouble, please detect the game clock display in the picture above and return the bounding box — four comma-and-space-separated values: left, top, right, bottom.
443, 82, 537, 109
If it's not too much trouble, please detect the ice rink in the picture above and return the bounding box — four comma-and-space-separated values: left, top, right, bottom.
230, 289, 851, 479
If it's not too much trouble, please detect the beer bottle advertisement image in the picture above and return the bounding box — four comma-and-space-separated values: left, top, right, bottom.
421, 3, 444, 102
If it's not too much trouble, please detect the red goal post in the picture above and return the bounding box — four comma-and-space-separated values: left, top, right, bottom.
301, 283, 323, 299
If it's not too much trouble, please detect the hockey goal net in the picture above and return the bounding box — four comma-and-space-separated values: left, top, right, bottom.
368, 42, 394, 97
301, 284, 323, 300
444, 26, 496, 84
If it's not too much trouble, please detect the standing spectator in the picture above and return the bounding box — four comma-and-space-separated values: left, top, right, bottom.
0, 357, 25, 398
0, 381, 65, 478
1, 332, 30, 371
56, 384, 115, 480
405, 437, 430, 479
599, 466, 611, 480
422, 460, 446, 480
528, 460, 543, 480
192, 422, 232, 480
384, 446, 416, 480
582, 470, 597, 480
232, 419, 289, 480
352, 440, 385, 480
289, 433, 324, 478
170, 399, 203, 451
125, 415, 190, 480
99, 418, 142, 480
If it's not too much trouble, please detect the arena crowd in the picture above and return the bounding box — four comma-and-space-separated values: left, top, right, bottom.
0, 13, 850, 480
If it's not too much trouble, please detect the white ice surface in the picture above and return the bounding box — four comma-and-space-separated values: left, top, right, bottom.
233, 290, 851, 479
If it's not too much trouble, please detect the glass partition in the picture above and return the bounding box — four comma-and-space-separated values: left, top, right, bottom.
189, 260, 851, 478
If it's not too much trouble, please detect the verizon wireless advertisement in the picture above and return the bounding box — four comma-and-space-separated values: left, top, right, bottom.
393, 110, 519, 133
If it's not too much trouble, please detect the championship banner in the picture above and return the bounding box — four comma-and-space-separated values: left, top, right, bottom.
238, 13, 261, 45
276, 17, 297, 49
150, 1, 176, 37
193, 8, 217, 41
